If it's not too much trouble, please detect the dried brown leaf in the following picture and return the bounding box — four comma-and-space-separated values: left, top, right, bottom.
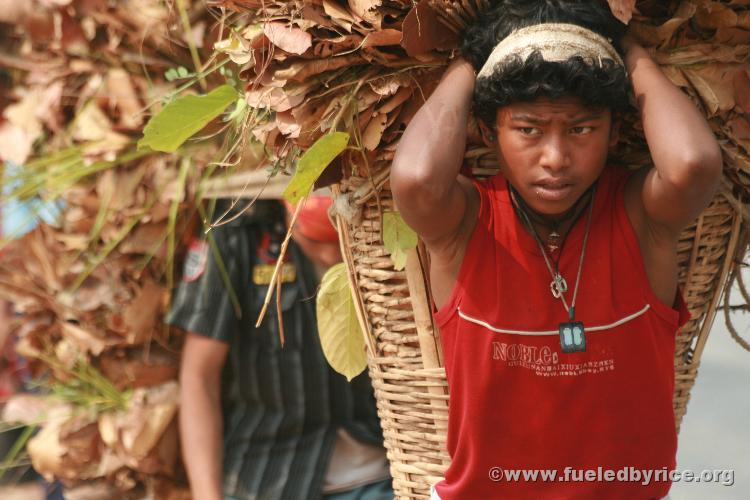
263, 22, 313, 55
119, 222, 166, 255
246, 85, 307, 112
362, 112, 387, 151
1, 395, 70, 425
0, 0, 32, 23
401, 0, 457, 57
313, 34, 362, 58
348, 0, 383, 30
28, 407, 99, 482
276, 110, 301, 138
61, 322, 115, 356
99, 347, 179, 390
71, 101, 130, 157
122, 279, 164, 345
27, 408, 73, 481
363, 29, 402, 47
323, 0, 357, 32
607, 0, 636, 25
695, 3, 738, 30
106, 68, 143, 129
0, 122, 33, 164
727, 116, 750, 146
59, 414, 102, 467
1, 88, 45, 162
274, 54, 362, 82
683, 65, 737, 116
629, 2, 696, 47
377, 86, 413, 114
369, 73, 411, 97
119, 382, 179, 460
734, 69, 750, 113
110, 165, 147, 212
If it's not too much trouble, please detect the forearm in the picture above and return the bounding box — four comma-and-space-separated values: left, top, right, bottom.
626, 44, 722, 183
179, 373, 224, 500
392, 57, 476, 202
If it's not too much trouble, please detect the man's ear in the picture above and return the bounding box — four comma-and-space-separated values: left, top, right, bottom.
609, 118, 621, 148
478, 120, 497, 148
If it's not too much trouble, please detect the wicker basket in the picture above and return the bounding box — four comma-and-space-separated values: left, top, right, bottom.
333, 158, 745, 499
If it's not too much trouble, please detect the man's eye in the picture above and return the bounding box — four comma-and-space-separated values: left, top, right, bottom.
518, 127, 539, 135
570, 126, 593, 134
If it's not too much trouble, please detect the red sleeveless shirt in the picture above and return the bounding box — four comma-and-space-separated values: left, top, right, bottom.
433, 165, 691, 499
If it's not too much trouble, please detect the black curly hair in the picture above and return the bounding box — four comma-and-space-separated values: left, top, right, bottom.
460, 0, 631, 128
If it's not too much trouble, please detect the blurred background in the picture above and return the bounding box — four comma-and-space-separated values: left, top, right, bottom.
674, 283, 750, 500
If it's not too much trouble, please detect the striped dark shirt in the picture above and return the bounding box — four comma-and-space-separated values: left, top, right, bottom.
167, 201, 384, 500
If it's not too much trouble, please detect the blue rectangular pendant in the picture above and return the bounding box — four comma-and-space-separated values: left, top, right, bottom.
560, 321, 586, 353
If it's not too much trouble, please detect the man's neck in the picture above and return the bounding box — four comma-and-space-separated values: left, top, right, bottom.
510, 184, 595, 248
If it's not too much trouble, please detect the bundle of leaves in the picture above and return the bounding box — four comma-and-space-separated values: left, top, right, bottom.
0, 0, 239, 497
209, 0, 748, 196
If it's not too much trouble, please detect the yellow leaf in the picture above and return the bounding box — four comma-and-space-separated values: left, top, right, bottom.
283, 132, 349, 203
382, 210, 417, 271
316, 263, 367, 381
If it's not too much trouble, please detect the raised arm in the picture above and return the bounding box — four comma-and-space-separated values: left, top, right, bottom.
625, 39, 723, 235
391, 57, 478, 246
179, 333, 229, 500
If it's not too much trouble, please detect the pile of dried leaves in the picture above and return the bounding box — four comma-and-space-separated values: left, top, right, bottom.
0, 0, 226, 497
210, 0, 749, 199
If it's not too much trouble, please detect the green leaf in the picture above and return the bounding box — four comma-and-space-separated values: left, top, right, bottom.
225, 96, 247, 124
389, 246, 408, 270
165, 68, 179, 81
283, 132, 349, 203
382, 211, 418, 271
138, 84, 239, 152
316, 263, 367, 381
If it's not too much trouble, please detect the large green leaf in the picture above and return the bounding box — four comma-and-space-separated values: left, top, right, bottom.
382, 210, 418, 270
316, 263, 367, 381
283, 132, 349, 203
138, 84, 239, 152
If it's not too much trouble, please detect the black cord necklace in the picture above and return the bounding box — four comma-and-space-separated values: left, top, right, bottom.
510, 182, 596, 254
508, 181, 598, 353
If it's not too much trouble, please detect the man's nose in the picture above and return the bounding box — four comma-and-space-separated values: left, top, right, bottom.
539, 135, 570, 171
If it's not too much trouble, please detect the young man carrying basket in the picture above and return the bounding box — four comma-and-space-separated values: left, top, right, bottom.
391, 1, 722, 498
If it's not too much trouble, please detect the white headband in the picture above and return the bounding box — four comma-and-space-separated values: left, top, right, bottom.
477, 23, 625, 80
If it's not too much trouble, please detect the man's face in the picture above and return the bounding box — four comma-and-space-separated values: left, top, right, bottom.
291, 226, 342, 270
482, 96, 618, 217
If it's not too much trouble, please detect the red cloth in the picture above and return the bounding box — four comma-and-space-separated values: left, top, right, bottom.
284, 196, 338, 242
433, 165, 690, 499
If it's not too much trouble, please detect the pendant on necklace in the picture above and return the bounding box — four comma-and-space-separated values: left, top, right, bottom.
559, 307, 586, 353
547, 230, 561, 253
549, 273, 568, 298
